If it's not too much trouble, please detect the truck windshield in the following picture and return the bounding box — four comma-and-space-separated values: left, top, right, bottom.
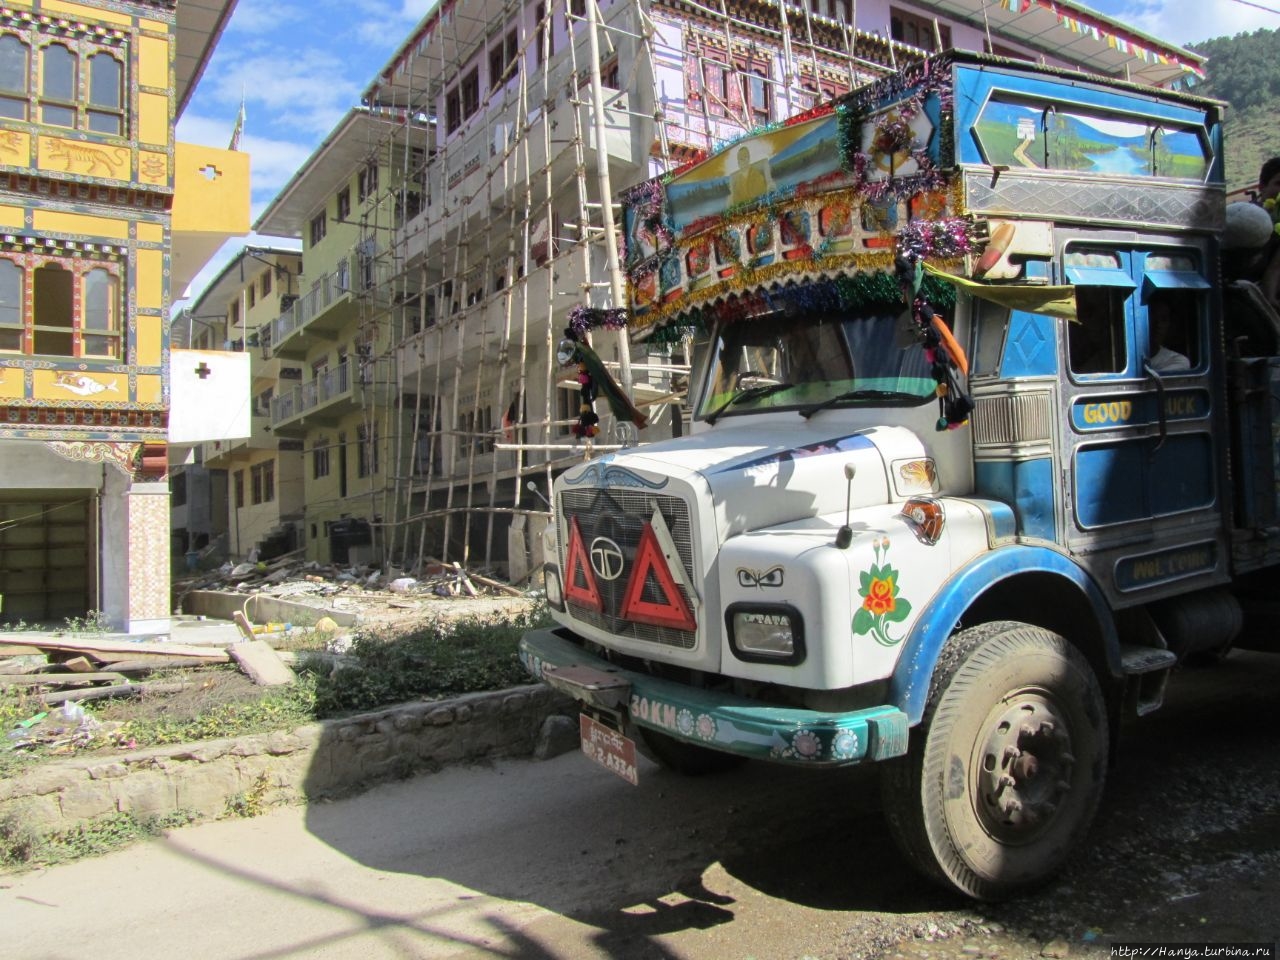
696, 308, 937, 421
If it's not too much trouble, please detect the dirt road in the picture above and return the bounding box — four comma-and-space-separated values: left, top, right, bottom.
3, 651, 1279, 960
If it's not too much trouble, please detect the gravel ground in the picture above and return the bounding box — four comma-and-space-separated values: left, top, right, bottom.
818, 649, 1280, 960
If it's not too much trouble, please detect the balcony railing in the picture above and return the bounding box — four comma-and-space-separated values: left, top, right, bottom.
262, 260, 355, 357
269, 358, 393, 429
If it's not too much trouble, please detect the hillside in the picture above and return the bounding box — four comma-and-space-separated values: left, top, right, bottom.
1189, 27, 1280, 194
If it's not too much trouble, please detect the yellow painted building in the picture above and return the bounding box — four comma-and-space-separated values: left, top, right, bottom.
0, 0, 247, 629
255, 110, 417, 564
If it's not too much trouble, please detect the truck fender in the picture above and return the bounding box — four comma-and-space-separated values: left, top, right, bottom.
888, 544, 1122, 726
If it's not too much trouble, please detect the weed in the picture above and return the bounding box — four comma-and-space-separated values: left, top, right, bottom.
36, 810, 200, 866
312, 603, 552, 717
224, 771, 273, 818
0, 808, 42, 866
0, 809, 200, 870
60, 610, 111, 636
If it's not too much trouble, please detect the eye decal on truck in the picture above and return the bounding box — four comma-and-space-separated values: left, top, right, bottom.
852, 537, 912, 647
737, 565, 784, 588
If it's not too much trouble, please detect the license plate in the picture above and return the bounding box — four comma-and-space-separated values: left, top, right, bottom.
579, 713, 639, 785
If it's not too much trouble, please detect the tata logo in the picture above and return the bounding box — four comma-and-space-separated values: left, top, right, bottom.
589, 537, 625, 581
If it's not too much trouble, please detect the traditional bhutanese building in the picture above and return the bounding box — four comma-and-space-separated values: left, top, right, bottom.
0, 0, 248, 630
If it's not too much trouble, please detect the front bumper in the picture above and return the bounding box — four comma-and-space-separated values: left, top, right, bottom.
519, 628, 909, 766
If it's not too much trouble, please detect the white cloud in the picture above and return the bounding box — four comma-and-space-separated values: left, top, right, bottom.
1108, 0, 1280, 45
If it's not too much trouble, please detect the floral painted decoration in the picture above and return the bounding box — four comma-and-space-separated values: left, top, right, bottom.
852, 537, 912, 647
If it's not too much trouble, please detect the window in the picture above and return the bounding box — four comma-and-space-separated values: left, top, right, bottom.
260, 269, 272, 297
0, 250, 121, 358
248, 283, 256, 308
460, 68, 479, 119
250, 460, 275, 505
445, 85, 461, 133
0, 35, 29, 120
890, 7, 951, 51
742, 69, 771, 125
600, 57, 619, 90
309, 212, 326, 246
535, 3, 553, 66
6, 32, 127, 134
336, 186, 350, 221
569, 0, 586, 22
490, 31, 517, 88
233, 470, 244, 509
358, 164, 378, 202
313, 437, 330, 478
357, 423, 379, 477
1069, 286, 1129, 375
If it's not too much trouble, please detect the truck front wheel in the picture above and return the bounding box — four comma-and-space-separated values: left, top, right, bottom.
881, 621, 1109, 900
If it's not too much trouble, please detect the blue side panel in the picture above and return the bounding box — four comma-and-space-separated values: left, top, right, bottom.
1075, 434, 1215, 526
974, 458, 1057, 541
1075, 443, 1148, 526
1001, 310, 1059, 378
890, 545, 1120, 725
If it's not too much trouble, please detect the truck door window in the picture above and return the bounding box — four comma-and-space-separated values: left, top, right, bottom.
1069, 287, 1127, 375
1141, 253, 1208, 373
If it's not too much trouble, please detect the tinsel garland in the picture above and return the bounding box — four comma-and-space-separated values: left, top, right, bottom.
632, 268, 958, 333
895, 217, 983, 262
567, 304, 628, 339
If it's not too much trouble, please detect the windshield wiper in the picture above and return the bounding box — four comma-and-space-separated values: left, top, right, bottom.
704, 382, 795, 425
799, 389, 918, 420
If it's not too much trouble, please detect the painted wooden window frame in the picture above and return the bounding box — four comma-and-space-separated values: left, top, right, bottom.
0, 25, 129, 136
0, 248, 123, 360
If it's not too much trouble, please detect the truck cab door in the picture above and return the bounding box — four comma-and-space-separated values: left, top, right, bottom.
1060, 244, 1227, 605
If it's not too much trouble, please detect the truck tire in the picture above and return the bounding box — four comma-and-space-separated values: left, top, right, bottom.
637, 727, 745, 776
881, 621, 1108, 900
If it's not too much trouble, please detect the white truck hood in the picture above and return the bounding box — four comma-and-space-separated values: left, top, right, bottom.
570, 423, 934, 539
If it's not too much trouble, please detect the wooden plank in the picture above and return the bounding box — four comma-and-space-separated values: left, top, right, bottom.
0, 636, 230, 662
0, 672, 127, 686
468, 572, 527, 597
229, 640, 296, 687
61, 656, 97, 672
38, 681, 194, 705
108, 658, 213, 674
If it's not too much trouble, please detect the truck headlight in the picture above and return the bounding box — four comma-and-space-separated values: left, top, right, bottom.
544, 564, 564, 610
726, 604, 805, 664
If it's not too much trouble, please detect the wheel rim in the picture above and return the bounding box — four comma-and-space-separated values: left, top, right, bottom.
973, 689, 1076, 845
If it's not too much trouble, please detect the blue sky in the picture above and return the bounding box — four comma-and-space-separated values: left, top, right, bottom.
171, 0, 1280, 304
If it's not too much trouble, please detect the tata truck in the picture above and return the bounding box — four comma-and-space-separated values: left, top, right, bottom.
519, 52, 1280, 899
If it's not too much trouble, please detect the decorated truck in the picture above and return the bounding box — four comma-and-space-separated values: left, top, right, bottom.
518, 51, 1280, 899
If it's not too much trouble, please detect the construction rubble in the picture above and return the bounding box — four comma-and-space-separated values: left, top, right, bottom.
2, 556, 535, 760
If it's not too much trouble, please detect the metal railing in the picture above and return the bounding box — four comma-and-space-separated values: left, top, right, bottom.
269, 358, 392, 427
262, 258, 354, 356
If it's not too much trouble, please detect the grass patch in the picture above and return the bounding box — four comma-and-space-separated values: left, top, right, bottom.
311, 604, 553, 717
103, 670, 320, 747
1, 809, 200, 870
3, 604, 552, 767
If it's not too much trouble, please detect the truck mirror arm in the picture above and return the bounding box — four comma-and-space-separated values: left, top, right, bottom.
1143, 359, 1168, 453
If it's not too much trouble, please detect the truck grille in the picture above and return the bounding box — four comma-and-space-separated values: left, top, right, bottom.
558, 488, 697, 649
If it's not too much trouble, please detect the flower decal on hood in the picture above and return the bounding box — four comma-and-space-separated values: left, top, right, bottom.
852, 537, 911, 646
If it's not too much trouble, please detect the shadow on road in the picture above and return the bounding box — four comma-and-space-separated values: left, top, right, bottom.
138, 651, 1280, 959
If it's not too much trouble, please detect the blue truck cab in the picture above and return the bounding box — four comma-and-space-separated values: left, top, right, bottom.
519, 52, 1275, 899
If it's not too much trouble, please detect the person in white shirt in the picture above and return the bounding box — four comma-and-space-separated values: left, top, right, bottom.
1148, 298, 1190, 372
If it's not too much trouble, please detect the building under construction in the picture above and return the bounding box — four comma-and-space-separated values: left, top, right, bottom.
247, 0, 1204, 579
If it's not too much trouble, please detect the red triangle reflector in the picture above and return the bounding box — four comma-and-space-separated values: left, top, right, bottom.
618, 522, 697, 631
562, 516, 603, 611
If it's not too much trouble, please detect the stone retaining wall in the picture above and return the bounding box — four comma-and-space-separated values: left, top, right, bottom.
2, 685, 572, 833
